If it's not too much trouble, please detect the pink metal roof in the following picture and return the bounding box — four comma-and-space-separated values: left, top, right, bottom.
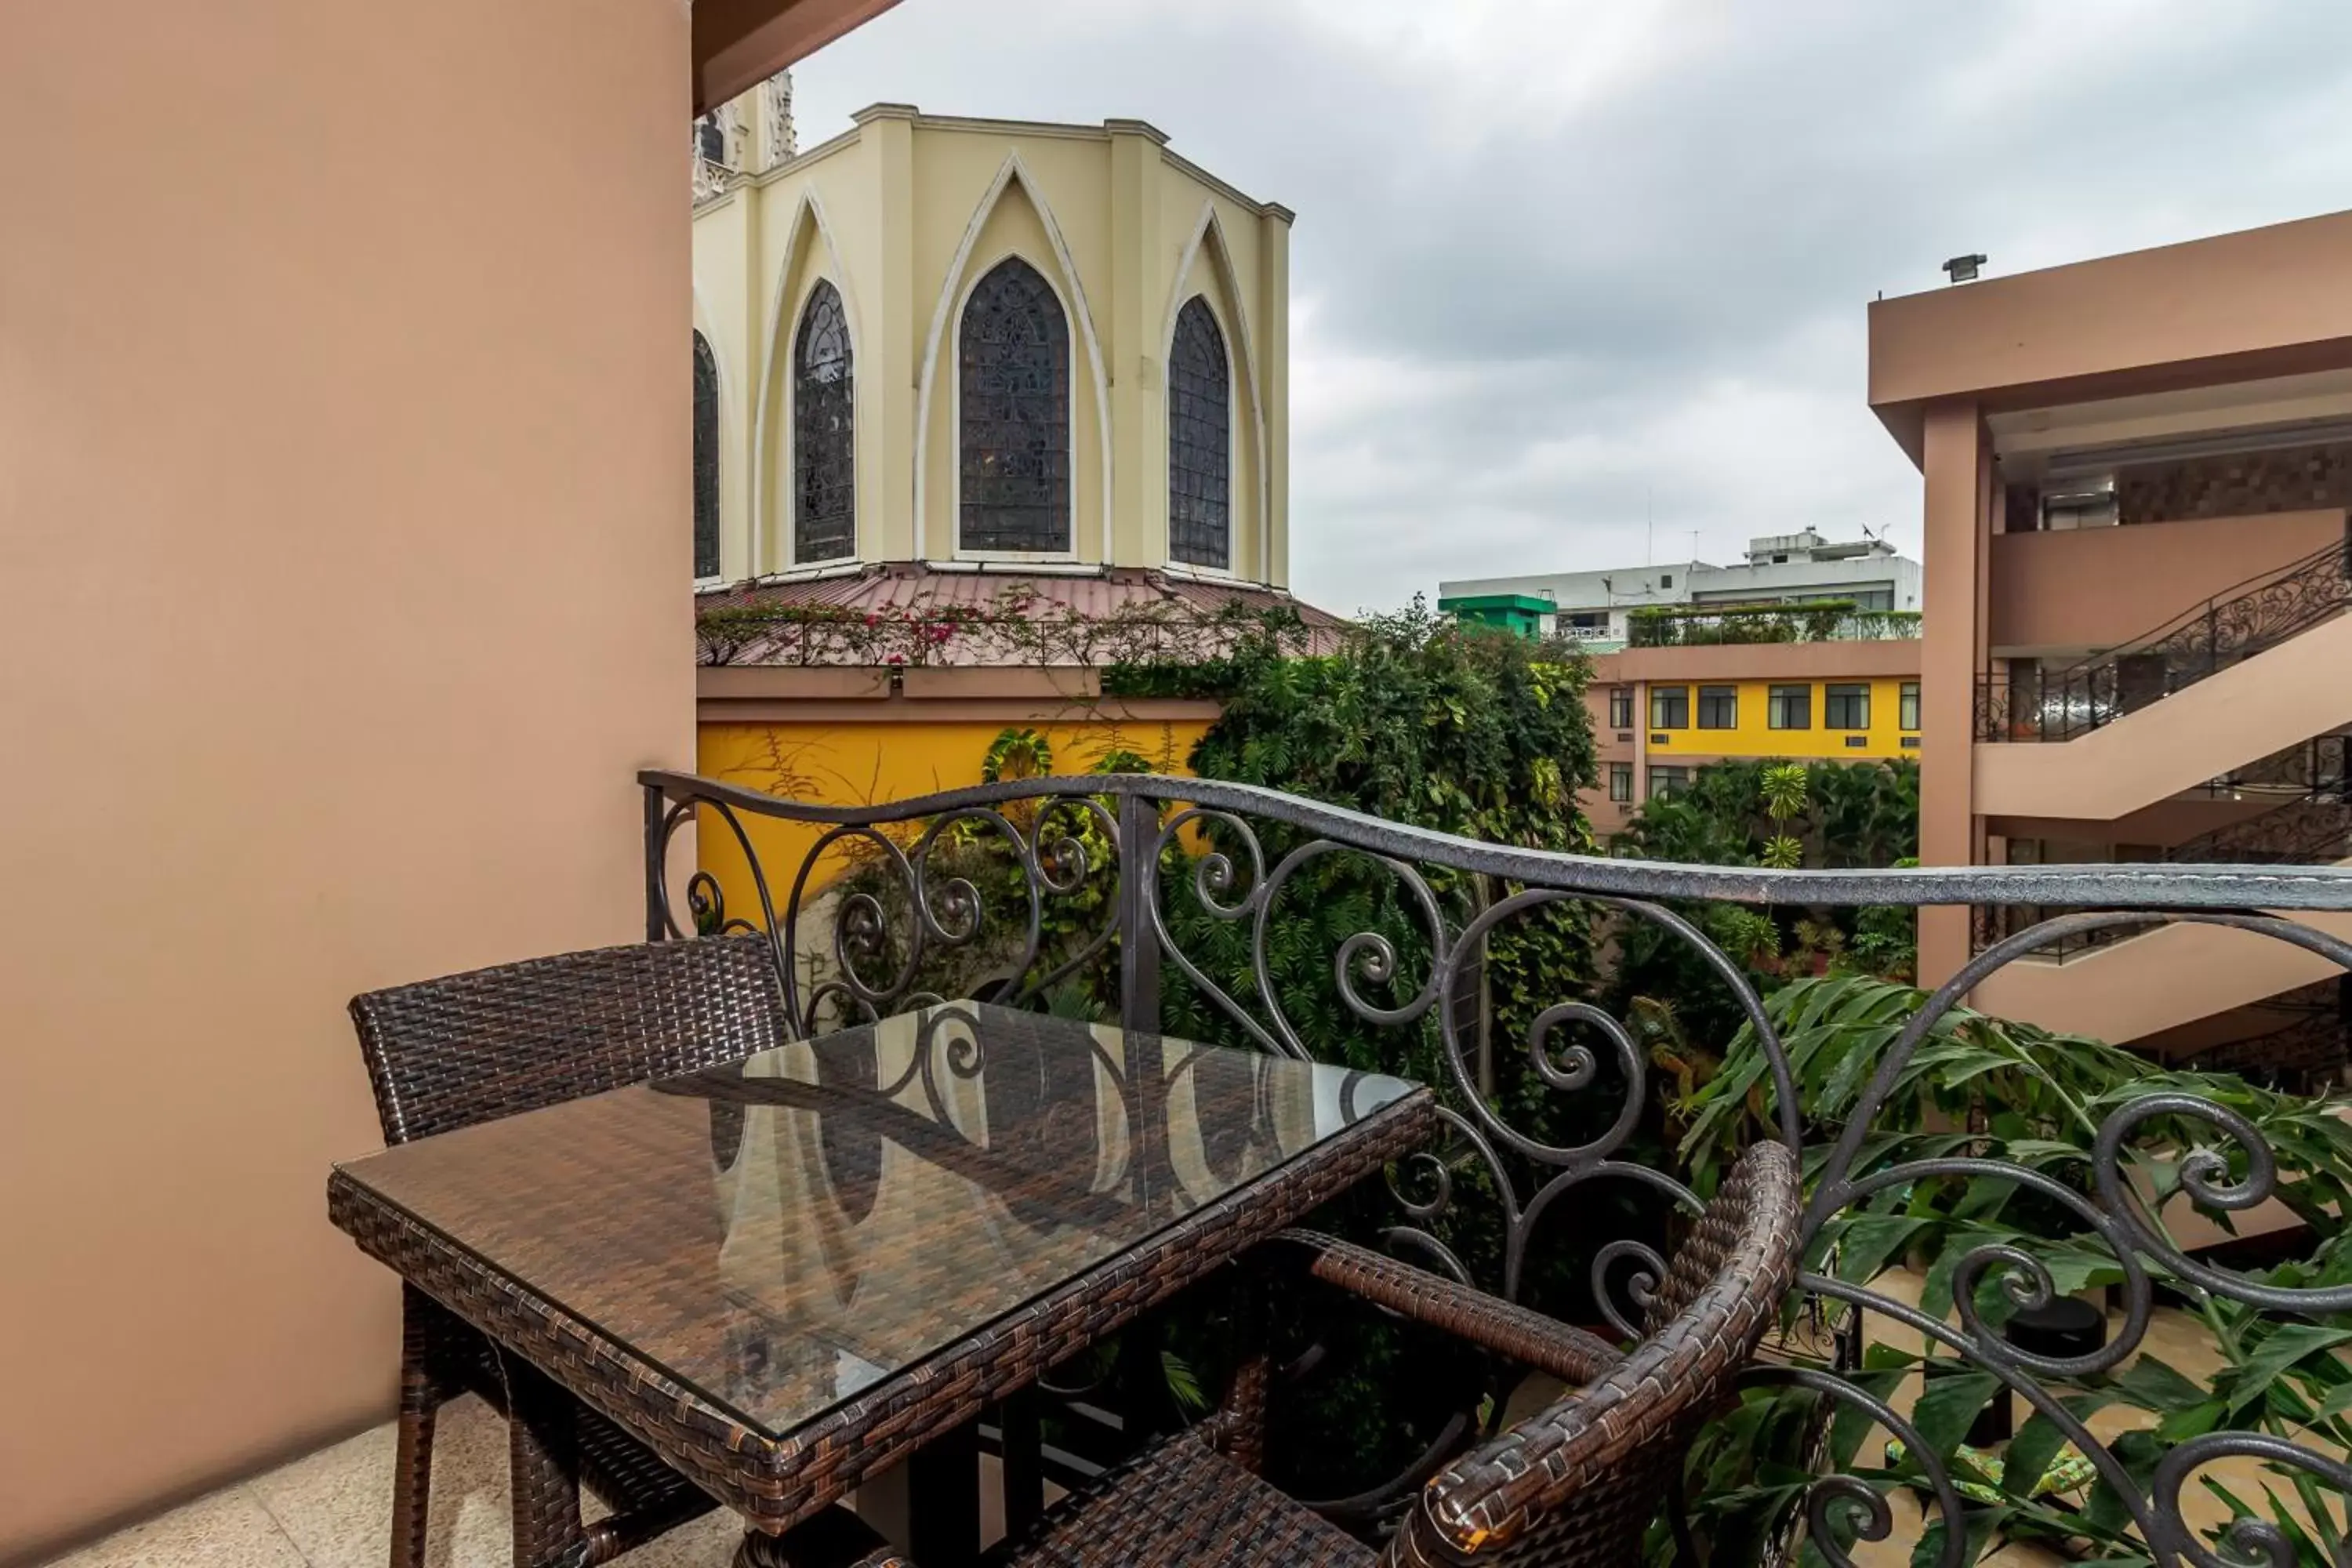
695, 564, 1348, 666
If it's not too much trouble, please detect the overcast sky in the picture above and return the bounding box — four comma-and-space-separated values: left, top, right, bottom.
793, 0, 2352, 615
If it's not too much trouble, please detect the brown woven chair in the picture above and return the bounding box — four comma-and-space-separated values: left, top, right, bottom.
351, 935, 791, 1568
746, 1140, 1800, 1568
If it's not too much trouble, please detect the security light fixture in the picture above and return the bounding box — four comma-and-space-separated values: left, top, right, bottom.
1943, 253, 1987, 285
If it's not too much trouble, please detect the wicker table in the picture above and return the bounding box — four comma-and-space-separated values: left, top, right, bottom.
328, 998, 1434, 1567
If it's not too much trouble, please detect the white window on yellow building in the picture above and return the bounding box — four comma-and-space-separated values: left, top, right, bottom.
1697, 685, 1737, 729
1768, 684, 1810, 730
1824, 683, 1871, 731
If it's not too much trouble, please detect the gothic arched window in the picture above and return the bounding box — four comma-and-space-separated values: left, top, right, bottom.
959, 257, 1070, 554
692, 331, 720, 579
793, 281, 855, 562
1167, 296, 1231, 570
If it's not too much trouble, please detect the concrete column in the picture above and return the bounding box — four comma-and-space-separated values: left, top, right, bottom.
1918, 399, 1986, 986
732, 185, 767, 572
1258, 205, 1294, 588
856, 104, 917, 561
1632, 683, 1650, 804
1104, 122, 1166, 567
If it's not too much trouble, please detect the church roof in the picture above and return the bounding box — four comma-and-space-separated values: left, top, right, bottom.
695, 562, 1348, 668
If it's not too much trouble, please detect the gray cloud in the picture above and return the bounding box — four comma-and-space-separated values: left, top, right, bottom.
795, 1, 2352, 613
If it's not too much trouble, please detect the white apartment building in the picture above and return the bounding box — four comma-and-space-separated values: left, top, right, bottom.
1439, 529, 1922, 644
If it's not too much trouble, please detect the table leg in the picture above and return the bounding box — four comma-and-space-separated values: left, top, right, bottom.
998, 1388, 1044, 1543
907, 1417, 982, 1568
501, 1355, 588, 1568
735, 1505, 902, 1566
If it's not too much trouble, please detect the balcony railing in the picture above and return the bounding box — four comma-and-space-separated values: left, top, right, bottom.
1626, 602, 1920, 648
644, 768, 2352, 1567
1975, 786, 2352, 964
1976, 532, 2352, 742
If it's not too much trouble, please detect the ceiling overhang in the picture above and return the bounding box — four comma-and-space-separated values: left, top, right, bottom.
692, 0, 904, 116
1870, 336, 2352, 472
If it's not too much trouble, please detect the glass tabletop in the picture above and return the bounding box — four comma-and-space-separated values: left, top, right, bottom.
338, 1000, 1417, 1442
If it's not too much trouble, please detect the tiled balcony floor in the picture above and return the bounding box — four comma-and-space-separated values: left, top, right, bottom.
42, 1396, 876, 1567
44, 1283, 2336, 1567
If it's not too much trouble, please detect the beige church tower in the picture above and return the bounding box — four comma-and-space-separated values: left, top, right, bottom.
688, 89, 1296, 595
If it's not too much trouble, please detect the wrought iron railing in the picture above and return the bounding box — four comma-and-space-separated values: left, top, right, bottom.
1976, 534, 2352, 742
2185, 1004, 2349, 1096
642, 768, 2352, 1566
1976, 788, 2352, 965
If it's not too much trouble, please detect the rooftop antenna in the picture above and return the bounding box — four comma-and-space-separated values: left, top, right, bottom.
1646, 485, 1654, 567
1688, 529, 1701, 563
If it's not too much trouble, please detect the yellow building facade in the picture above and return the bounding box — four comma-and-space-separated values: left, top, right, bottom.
1581, 641, 1924, 836
691, 100, 1294, 586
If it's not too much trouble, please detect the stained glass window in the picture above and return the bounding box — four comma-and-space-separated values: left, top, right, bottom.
692, 332, 720, 579
1167, 296, 1231, 569
959, 258, 1070, 554
793, 281, 855, 562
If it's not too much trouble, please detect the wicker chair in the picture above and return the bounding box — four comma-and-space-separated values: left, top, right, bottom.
350, 936, 792, 1568
743, 1140, 1800, 1568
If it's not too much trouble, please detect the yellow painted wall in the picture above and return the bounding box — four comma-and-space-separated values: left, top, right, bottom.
1643, 677, 1920, 761
691, 107, 1291, 583
693, 712, 1217, 931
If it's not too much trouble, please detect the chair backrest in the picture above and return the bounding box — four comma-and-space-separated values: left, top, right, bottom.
350, 936, 790, 1145
1383, 1140, 1802, 1568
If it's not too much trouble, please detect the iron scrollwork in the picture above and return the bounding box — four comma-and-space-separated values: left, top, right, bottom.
641, 768, 2352, 1566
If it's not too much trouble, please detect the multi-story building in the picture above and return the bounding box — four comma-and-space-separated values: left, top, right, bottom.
1874, 209, 2352, 1076
1439, 529, 1921, 647
1442, 533, 1924, 835
1577, 623, 1922, 837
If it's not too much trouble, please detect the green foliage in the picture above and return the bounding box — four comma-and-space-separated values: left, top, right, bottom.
696, 583, 1315, 672
1609, 760, 1920, 1042
980, 726, 1053, 785
1624, 601, 1922, 648
1154, 598, 1609, 1494
1664, 975, 2352, 1567
1183, 596, 1595, 841
1086, 746, 1153, 775
1613, 757, 1918, 872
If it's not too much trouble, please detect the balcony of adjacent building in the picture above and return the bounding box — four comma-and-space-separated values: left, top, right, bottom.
1968, 732, 2352, 1050
1969, 383, 2352, 823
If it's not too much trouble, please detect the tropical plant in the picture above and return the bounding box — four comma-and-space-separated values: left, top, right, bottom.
1759, 762, 1809, 869
981, 725, 1053, 784
1612, 757, 1918, 872
1662, 975, 2352, 1566
1610, 760, 1920, 1044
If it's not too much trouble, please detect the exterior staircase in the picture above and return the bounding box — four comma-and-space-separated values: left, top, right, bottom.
1973, 534, 2352, 822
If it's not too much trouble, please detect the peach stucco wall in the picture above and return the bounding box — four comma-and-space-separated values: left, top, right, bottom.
0, 2, 693, 1559
1987, 510, 2347, 654
1588, 639, 1921, 685
1871, 209, 2352, 451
